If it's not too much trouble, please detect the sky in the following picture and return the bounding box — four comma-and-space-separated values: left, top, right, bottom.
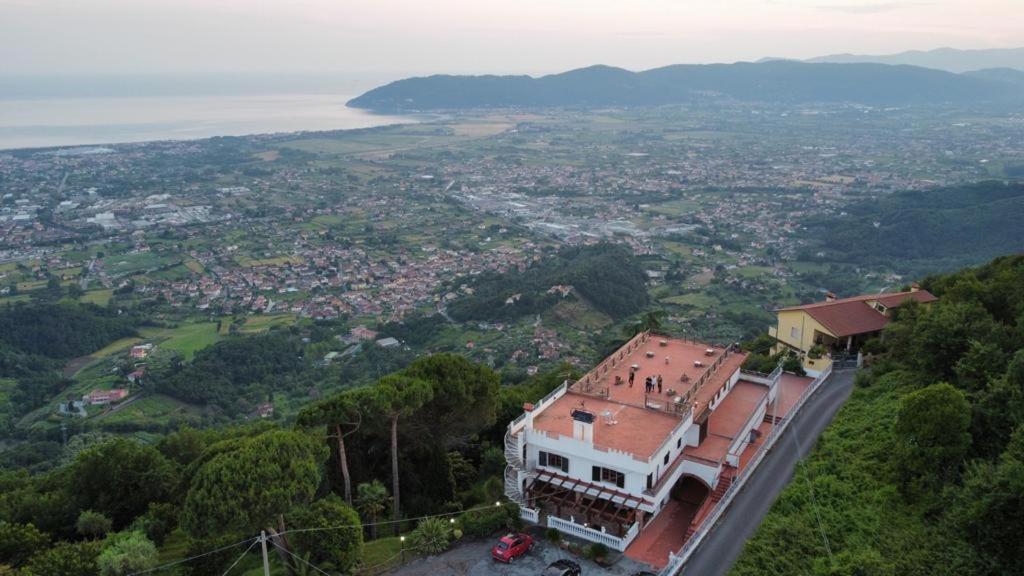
1, 0, 1022, 78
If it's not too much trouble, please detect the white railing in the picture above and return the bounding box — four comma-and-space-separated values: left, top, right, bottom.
547, 515, 639, 552
509, 411, 528, 434
660, 364, 836, 576
520, 507, 540, 524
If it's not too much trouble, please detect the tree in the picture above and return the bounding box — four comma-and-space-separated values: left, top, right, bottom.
894, 382, 972, 494
623, 309, 667, 338
20, 541, 101, 576
287, 494, 363, 573
97, 531, 158, 576
355, 481, 390, 540
66, 439, 177, 529
76, 510, 113, 539
0, 521, 48, 567
181, 429, 327, 539
955, 426, 1024, 573
402, 354, 500, 448
296, 390, 364, 505
365, 375, 433, 535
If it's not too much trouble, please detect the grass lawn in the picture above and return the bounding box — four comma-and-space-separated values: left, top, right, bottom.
184, 259, 206, 273
661, 292, 720, 308
360, 537, 406, 574
735, 266, 774, 279
80, 289, 114, 306
101, 252, 167, 277
97, 394, 200, 427
238, 314, 297, 334
93, 336, 144, 358
140, 322, 222, 360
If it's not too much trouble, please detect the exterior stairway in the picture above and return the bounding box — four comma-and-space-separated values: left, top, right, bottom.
710, 469, 735, 503
503, 428, 527, 506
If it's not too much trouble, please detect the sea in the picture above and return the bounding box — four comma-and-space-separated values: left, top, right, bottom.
0, 93, 413, 151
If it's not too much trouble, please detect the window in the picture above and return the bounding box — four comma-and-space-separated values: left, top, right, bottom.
790, 326, 800, 340
592, 466, 625, 488
539, 451, 569, 473
646, 474, 653, 490
677, 438, 682, 449
663, 452, 670, 465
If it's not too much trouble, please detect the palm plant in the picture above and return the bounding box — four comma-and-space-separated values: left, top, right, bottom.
355, 480, 390, 540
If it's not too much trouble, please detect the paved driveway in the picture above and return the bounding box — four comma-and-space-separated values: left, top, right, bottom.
387, 537, 652, 576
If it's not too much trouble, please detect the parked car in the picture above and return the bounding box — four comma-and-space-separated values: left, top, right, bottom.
542, 559, 582, 576
491, 532, 534, 563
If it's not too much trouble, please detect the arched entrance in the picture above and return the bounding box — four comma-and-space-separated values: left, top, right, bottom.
669, 475, 710, 530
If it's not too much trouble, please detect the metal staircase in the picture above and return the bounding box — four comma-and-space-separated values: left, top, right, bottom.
503, 428, 527, 506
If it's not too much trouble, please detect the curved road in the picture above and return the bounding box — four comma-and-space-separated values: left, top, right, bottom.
679, 369, 856, 576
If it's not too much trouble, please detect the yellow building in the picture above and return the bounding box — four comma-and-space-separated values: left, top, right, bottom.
769, 284, 937, 369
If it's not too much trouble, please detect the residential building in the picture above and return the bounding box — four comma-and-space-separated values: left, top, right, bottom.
83, 388, 130, 406
504, 331, 789, 556
769, 283, 937, 373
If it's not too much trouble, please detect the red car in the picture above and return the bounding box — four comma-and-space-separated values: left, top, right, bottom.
491, 532, 534, 562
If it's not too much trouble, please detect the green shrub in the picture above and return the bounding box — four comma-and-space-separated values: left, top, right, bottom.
76, 510, 112, 540
409, 517, 452, 555
457, 502, 518, 538
546, 527, 562, 543
588, 542, 609, 560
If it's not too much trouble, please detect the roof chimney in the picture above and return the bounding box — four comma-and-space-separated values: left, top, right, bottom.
825, 292, 836, 303
571, 409, 594, 444
910, 282, 920, 293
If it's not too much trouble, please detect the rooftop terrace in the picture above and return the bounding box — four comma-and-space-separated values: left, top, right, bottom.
529, 332, 747, 461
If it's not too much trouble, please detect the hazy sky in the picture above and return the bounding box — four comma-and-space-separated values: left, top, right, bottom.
2, 0, 1022, 77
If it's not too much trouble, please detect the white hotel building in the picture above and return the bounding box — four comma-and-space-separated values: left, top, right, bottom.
504, 331, 793, 558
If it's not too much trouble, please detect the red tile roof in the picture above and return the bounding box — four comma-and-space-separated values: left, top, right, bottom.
777, 289, 937, 338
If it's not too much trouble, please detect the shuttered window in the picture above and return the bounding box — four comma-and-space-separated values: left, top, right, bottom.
539, 451, 568, 473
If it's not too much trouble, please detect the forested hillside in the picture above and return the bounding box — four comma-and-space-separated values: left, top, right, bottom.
731, 254, 1024, 576
0, 303, 138, 438
0, 350, 568, 575
799, 181, 1024, 274
447, 243, 649, 322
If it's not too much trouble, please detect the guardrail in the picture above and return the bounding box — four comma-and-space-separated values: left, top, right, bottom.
659, 363, 835, 576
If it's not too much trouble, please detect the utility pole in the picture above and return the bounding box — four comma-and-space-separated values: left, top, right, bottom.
260, 531, 271, 576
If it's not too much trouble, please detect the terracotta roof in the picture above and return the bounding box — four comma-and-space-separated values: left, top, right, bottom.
777, 289, 937, 338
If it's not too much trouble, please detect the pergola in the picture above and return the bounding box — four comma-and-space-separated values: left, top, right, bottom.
525, 470, 650, 536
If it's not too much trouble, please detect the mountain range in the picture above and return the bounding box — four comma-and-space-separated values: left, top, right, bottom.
804, 46, 1024, 73
347, 60, 1024, 112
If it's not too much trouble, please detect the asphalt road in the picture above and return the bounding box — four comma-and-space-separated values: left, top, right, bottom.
679, 369, 856, 576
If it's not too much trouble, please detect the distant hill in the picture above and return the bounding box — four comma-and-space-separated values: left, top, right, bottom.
347, 60, 1023, 112
964, 68, 1024, 88
806, 46, 1024, 73
798, 181, 1024, 274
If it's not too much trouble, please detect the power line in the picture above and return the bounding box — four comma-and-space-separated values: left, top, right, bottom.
221, 538, 260, 576
271, 540, 332, 576
786, 400, 834, 564
127, 536, 256, 576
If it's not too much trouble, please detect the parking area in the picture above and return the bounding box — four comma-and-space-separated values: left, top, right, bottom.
386, 537, 653, 576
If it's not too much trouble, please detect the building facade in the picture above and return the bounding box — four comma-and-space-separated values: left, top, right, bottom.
504, 331, 784, 552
